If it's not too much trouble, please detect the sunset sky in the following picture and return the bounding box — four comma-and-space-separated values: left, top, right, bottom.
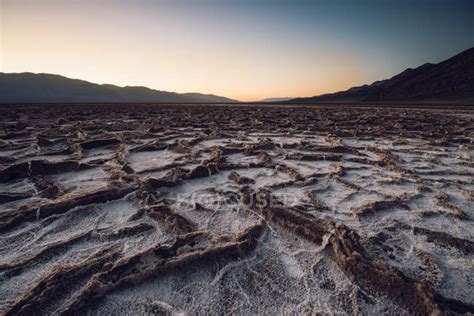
1, 0, 473, 101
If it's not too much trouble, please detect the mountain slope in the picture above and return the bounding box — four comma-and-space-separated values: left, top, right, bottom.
291, 47, 474, 103
0, 73, 238, 103
181, 92, 238, 103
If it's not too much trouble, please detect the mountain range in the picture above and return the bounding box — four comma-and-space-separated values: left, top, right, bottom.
1, 47, 473, 104
290, 47, 474, 103
0, 73, 237, 103
259, 97, 293, 102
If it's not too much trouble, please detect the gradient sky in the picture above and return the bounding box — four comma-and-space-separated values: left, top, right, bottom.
1, 0, 473, 101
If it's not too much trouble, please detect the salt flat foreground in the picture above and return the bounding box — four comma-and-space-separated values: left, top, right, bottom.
0, 104, 473, 315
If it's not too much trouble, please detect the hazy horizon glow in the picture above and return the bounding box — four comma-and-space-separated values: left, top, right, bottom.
1, 0, 473, 101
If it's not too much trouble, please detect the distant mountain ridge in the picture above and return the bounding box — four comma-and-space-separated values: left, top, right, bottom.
260, 97, 293, 102
291, 47, 474, 103
0, 73, 238, 103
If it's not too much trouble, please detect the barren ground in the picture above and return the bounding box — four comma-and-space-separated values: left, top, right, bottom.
0, 103, 473, 315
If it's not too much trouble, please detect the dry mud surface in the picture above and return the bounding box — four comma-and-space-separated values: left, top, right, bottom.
0, 103, 473, 315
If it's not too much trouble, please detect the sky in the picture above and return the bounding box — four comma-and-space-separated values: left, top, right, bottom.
1, 0, 473, 101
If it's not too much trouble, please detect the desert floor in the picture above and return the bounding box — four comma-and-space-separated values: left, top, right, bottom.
0, 103, 473, 315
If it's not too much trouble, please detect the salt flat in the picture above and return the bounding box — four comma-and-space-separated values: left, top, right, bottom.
0, 103, 473, 315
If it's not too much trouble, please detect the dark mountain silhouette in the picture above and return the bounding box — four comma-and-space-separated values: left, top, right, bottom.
291, 47, 474, 103
0, 73, 237, 103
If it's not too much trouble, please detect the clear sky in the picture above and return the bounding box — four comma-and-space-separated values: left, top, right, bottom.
1, 0, 473, 101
